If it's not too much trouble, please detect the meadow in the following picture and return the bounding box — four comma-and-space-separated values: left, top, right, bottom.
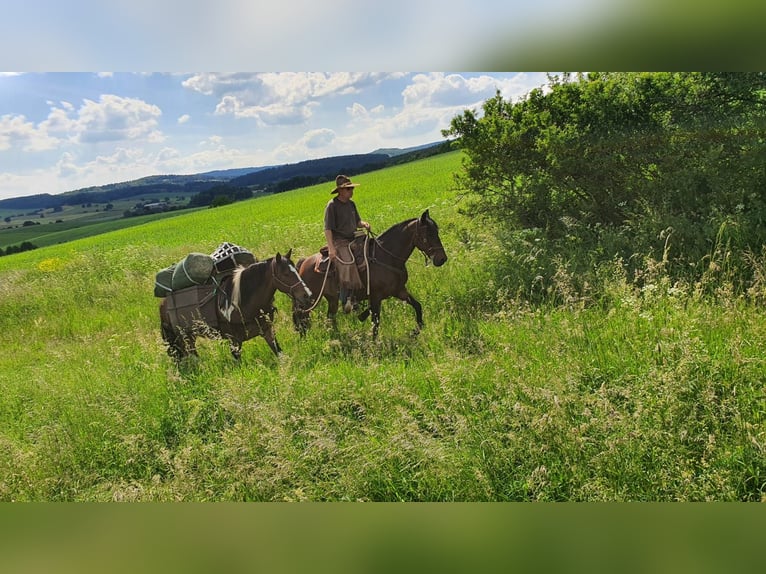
0, 191, 198, 251
0, 151, 764, 501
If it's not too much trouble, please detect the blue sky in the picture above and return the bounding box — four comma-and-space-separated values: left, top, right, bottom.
0, 72, 549, 200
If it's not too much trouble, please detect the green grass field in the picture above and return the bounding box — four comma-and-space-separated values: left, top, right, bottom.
1, 150, 764, 501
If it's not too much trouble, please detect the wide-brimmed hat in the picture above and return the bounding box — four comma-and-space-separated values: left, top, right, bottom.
331, 174, 359, 194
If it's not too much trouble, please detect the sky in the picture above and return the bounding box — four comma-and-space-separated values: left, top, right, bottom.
0, 72, 550, 201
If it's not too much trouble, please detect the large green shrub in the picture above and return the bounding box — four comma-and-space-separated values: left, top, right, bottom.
444, 72, 766, 295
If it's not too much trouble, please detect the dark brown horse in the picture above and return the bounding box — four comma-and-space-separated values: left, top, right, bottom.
293, 210, 447, 339
160, 250, 312, 360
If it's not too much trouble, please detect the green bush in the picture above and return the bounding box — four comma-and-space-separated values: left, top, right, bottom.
444, 72, 766, 297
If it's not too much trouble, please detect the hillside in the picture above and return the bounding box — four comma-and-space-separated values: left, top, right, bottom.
0, 142, 451, 252
1, 150, 763, 502
0, 142, 447, 212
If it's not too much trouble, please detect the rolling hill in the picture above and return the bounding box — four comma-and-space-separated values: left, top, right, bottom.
0, 142, 448, 213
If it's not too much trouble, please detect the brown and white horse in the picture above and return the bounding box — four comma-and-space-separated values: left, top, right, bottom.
160, 250, 312, 360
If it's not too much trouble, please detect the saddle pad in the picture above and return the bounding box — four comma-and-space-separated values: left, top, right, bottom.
165, 284, 218, 330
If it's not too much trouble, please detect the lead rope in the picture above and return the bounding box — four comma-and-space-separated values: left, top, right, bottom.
304, 260, 331, 312
364, 231, 371, 298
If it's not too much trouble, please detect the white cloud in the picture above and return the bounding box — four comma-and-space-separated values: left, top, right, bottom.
158, 144, 251, 173
74, 95, 163, 143
0, 114, 61, 152
402, 72, 545, 109
1, 94, 166, 155
56, 152, 81, 178
303, 128, 335, 149
214, 95, 316, 125
200, 135, 223, 147
157, 147, 181, 162
347, 102, 369, 121
177, 114, 190, 124
188, 72, 405, 125
270, 127, 339, 161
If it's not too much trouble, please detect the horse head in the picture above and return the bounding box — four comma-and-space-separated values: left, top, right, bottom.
415, 210, 448, 267
272, 249, 313, 308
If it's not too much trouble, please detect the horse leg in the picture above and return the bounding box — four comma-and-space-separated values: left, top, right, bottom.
291, 297, 310, 336
265, 335, 282, 355
168, 328, 196, 361
162, 323, 186, 361
263, 325, 282, 356
402, 291, 424, 334
185, 333, 198, 357
369, 298, 382, 340
229, 339, 242, 361
393, 287, 423, 334
326, 293, 339, 329
293, 308, 310, 336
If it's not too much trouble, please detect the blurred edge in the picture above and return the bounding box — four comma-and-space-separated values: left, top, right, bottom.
1, 504, 765, 574
1, 0, 765, 70
469, 0, 766, 71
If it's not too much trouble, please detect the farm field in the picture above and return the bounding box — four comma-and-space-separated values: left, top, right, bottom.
0, 191, 198, 250
0, 150, 765, 501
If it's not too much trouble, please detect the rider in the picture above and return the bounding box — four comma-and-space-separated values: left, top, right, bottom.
324, 174, 370, 313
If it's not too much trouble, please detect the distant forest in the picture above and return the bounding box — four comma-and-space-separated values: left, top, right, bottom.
0, 142, 451, 212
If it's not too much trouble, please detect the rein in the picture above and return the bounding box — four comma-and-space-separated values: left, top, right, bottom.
369, 219, 437, 270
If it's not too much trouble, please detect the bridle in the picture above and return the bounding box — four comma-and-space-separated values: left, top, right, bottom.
271, 258, 311, 300
369, 219, 443, 263
412, 219, 446, 263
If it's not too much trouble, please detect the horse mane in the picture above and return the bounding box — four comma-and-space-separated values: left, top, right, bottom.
231, 259, 270, 309
377, 218, 418, 242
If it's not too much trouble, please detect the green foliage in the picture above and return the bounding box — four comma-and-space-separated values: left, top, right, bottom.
444, 72, 766, 295
0, 241, 37, 257
189, 185, 252, 208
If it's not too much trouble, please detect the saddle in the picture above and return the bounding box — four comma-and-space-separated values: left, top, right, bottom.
315, 235, 368, 274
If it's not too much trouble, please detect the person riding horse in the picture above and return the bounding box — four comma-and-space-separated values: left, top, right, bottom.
296, 209, 448, 340
323, 174, 370, 313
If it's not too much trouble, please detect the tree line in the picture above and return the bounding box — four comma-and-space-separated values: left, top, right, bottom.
444, 72, 766, 298
0, 241, 37, 257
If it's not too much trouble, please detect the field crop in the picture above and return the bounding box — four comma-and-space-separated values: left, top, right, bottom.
1, 151, 764, 501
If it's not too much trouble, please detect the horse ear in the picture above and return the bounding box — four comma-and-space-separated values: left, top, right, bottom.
421, 209, 430, 222
286, 248, 292, 260
275, 252, 282, 262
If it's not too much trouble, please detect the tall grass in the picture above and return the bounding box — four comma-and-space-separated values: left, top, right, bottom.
1, 151, 764, 501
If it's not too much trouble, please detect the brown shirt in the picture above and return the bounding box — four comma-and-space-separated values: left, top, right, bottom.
324, 197, 361, 240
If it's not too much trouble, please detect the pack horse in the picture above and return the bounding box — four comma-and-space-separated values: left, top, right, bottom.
160, 250, 312, 360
